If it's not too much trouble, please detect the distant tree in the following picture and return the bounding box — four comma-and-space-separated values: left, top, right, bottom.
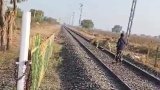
81, 19, 94, 29
16, 8, 22, 18
140, 34, 146, 37
43, 17, 59, 24
30, 9, 44, 22
112, 25, 122, 33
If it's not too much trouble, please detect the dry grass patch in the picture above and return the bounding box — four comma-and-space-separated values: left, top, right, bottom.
0, 23, 60, 88
0, 24, 60, 63
39, 42, 62, 90
77, 28, 160, 72
38, 25, 61, 89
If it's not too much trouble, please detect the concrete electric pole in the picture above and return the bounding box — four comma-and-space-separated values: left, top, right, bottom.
79, 3, 83, 26
72, 12, 75, 26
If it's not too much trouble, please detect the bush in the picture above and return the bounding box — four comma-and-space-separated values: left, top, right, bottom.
112, 25, 122, 33
30, 9, 44, 23
43, 17, 59, 24
81, 19, 94, 29
137, 46, 148, 54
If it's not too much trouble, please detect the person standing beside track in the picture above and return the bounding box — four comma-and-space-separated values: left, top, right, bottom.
115, 33, 127, 63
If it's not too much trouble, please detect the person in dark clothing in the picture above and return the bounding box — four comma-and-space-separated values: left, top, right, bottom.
115, 33, 127, 62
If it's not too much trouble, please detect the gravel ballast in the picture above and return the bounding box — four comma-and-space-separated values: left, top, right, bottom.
0, 63, 16, 90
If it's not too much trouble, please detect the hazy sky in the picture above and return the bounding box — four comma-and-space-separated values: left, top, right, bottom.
19, 0, 160, 36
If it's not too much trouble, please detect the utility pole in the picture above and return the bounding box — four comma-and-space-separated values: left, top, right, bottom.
154, 46, 160, 67
17, 11, 31, 90
126, 0, 137, 38
72, 12, 75, 26
67, 16, 71, 25
69, 16, 71, 25
79, 3, 83, 26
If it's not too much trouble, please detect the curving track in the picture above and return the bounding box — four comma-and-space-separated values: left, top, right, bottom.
64, 25, 160, 90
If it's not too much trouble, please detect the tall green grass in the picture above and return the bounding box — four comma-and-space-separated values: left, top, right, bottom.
31, 34, 54, 90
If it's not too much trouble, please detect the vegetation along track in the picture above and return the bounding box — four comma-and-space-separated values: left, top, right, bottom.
64, 26, 160, 90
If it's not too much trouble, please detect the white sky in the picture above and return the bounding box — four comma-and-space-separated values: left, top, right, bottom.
19, 0, 160, 36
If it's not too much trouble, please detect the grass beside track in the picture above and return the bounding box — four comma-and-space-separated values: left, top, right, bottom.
39, 27, 62, 90
76, 28, 160, 73
39, 42, 62, 90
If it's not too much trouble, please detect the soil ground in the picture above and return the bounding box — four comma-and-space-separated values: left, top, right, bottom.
0, 23, 60, 89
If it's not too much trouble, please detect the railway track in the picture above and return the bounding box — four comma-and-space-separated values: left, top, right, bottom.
63, 26, 131, 90
64, 26, 160, 90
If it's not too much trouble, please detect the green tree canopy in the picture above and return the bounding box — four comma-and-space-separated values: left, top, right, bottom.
16, 8, 22, 18
81, 19, 94, 29
10, 0, 26, 3
43, 17, 59, 24
30, 9, 44, 22
112, 25, 122, 33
